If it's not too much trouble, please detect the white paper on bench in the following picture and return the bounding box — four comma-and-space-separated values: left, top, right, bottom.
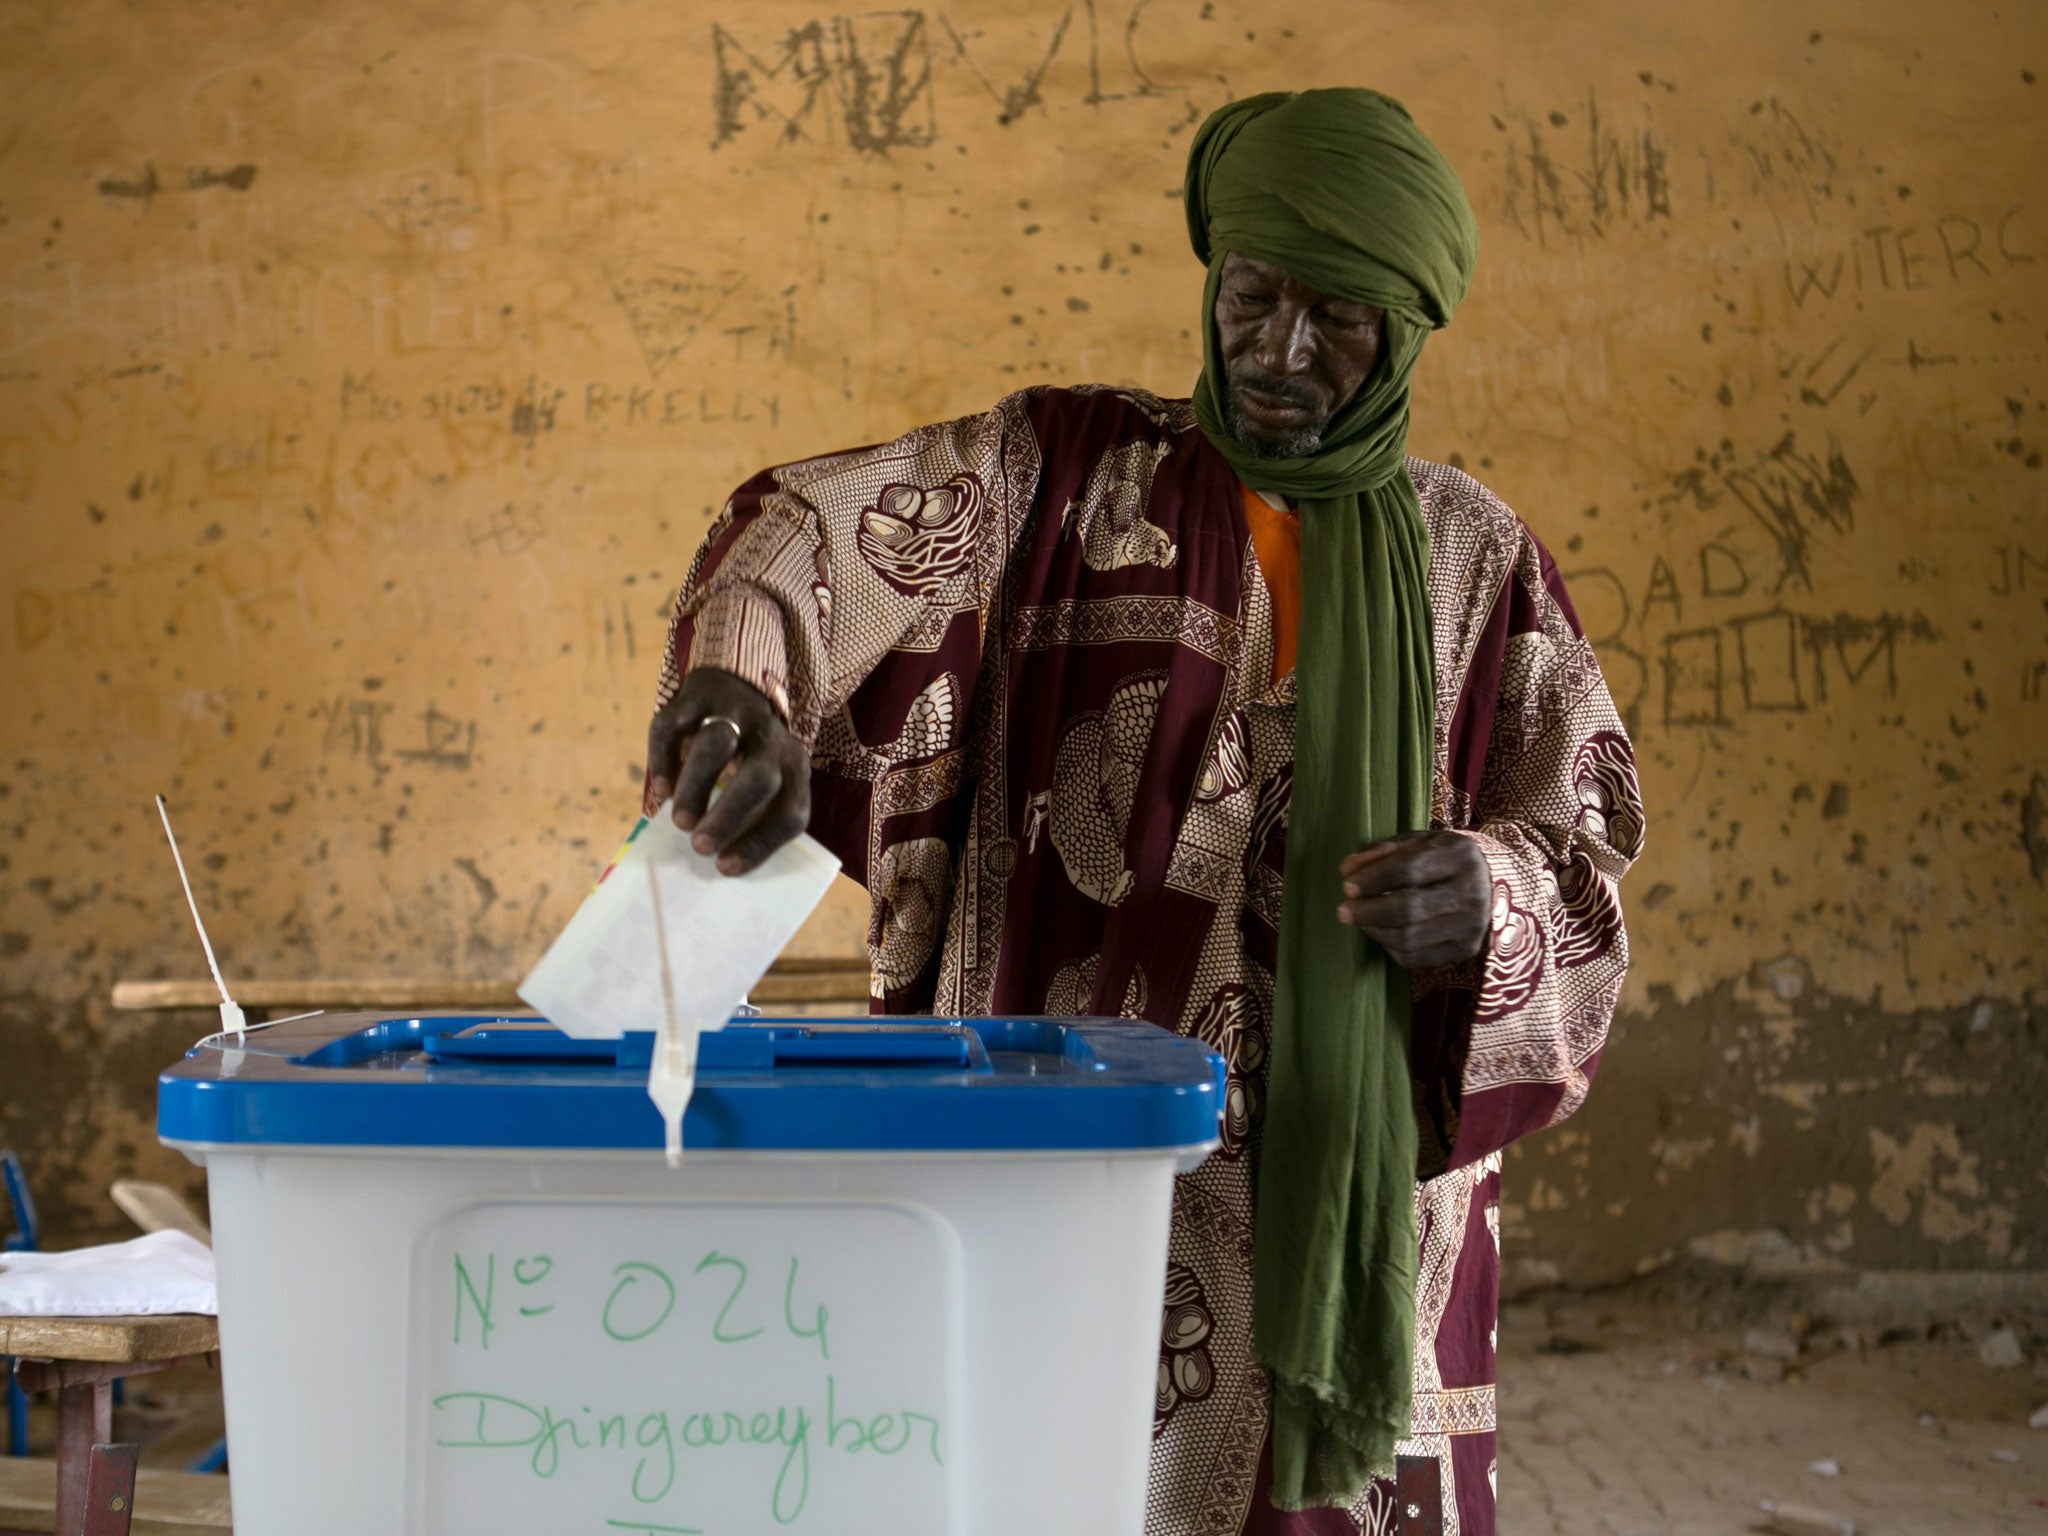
0, 1230, 216, 1316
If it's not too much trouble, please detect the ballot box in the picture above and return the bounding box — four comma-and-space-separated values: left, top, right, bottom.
158, 1013, 1223, 1536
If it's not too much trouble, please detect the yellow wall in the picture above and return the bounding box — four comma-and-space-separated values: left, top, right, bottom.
3, 0, 2044, 1272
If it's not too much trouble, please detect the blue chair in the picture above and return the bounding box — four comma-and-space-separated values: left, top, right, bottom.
2, 1148, 40, 1458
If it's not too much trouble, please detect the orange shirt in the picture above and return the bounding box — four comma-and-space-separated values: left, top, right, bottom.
1241, 483, 1300, 684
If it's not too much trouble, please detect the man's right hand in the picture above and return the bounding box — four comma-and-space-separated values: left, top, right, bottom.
644, 667, 812, 875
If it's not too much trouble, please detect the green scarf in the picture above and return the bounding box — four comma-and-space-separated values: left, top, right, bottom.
1184, 89, 1478, 1509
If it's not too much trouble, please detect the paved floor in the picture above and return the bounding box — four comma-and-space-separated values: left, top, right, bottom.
1497, 1290, 2048, 1535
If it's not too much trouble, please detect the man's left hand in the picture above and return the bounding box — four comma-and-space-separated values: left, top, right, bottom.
1337, 830, 1492, 969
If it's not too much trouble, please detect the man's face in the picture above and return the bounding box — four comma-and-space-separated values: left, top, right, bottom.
1214, 251, 1385, 458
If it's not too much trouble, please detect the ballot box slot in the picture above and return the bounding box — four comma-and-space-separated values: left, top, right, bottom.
286, 1014, 990, 1073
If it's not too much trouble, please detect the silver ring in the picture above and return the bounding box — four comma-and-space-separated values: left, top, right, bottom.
696, 714, 743, 740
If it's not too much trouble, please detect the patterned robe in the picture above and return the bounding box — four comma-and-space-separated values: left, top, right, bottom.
657, 386, 1644, 1536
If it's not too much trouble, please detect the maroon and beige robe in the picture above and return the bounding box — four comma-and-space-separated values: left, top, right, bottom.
658, 385, 1644, 1536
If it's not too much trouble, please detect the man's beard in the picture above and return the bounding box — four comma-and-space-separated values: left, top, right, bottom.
1223, 373, 1329, 459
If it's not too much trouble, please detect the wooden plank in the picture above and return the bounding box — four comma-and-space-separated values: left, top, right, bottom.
107, 1184, 211, 1248
0, 1457, 232, 1534
109, 957, 873, 1013
0, 1315, 217, 1365
110, 979, 522, 1010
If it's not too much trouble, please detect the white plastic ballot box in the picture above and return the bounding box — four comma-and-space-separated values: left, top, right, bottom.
157, 1013, 1223, 1536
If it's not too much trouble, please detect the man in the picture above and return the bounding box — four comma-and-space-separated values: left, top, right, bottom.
644, 89, 1642, 1536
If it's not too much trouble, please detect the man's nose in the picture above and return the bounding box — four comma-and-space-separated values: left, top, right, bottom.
1249, 304, 1316, 378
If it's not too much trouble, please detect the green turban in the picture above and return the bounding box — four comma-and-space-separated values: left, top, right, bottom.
1187, 88, 1477, 329
1183, 89, 1478, 1511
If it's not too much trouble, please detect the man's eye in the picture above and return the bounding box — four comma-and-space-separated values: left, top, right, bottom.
1319, 311, 1373, 332
1232, 290, 1274, 307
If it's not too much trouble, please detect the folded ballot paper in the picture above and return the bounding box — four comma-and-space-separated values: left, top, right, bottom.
518, 802, 841, 1165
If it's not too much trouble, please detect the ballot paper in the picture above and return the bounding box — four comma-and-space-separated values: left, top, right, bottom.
518, 802, 841, 1042
520, 804, 841, 1166
520, 794, 839, 1155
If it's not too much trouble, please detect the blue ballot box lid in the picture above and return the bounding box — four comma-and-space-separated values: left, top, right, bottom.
158, 1013, 1226, 1154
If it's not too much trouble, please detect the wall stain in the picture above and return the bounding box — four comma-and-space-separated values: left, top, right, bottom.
95, 164, 159, 202
1505, 967, 2045, 1286
2020, 772, 2048, 881
0, 990, 208, 1243
186, 163, 258, 192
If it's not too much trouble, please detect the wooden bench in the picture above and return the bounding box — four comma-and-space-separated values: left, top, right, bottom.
0, 1455, 230, 1534
109, 959, 872, 1018
1, 1317, 221, 1536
